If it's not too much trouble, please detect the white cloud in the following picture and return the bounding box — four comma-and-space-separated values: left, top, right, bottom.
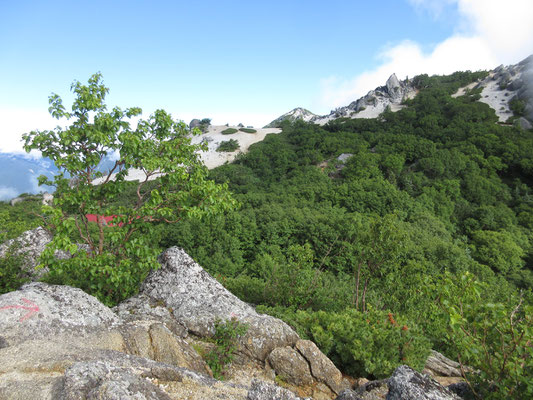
0, 186, 19, 201
319, 0, 533, 110
0, 108, 58, 153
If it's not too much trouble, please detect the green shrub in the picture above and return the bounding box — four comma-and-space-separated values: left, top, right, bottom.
441, 272, 533, 399
205, 317, 248, 380
0, 246, 29, 294
216, 139, 240, 152
258, 306, 431, 379
221, 128, 238, 135
510, 98, 526, 117
239, 128, 257, 133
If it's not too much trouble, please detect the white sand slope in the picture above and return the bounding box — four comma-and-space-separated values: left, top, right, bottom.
190, 125, 281, 169
95, 126, 282, 184
477, 74, 515, 122
453, 75, 514, 122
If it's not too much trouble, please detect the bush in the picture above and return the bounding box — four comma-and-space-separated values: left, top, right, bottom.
216, 139, 240, 152
0, 246, 29, 294
239, 128, 257, 133
441, 272, 533, 399
221, 128, 238, 135
205, 317, 248, 379
258, 306, 431, 379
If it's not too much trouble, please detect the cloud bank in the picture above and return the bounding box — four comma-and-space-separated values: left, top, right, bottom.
319, 0, 533, 109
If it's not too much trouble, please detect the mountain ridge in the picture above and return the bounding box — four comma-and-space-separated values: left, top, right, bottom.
265, 55, 533, 128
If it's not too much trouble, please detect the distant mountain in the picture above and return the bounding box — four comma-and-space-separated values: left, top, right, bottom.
266, 55, 533, 128
264, 73, 417, 128
0, 153, 57, 201
0, 153, 120, 202
264, 108, 318, 128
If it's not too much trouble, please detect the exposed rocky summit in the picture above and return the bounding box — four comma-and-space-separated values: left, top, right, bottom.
312, 73, 417, 124
268, 55, 533, 129
265, 74, 417, 128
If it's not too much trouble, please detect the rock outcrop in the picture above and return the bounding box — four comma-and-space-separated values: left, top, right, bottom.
423, 350, 462, 378
0, 234, 467, 400
0, 243, 348, 399
189, 118, 201, 129
386, 365, 461, 400
132, 247, 300, 361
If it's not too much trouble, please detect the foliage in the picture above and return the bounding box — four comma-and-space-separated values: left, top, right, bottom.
239, 128, 257, 133
0, 245, 29, 294
441, 272, 533, 399
510, 98, 526, 117
199, 118, 211, 133
216, 139, 240, 152
0, 199, 42, 243
221, 128, 238, 135
259, 306, 430, 379
205, 317, 248, 380
22, 73, 236, 306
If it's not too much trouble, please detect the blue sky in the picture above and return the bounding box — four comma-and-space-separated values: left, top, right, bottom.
1, 0, 532, 153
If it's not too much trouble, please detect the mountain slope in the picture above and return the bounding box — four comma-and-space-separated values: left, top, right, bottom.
267, 55, 533, 128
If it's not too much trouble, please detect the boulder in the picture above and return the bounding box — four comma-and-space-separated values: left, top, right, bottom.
295, 339, 345, 394
189, 119, 201, 129
0, 282, 214, 398
423, 350, 462, 377
247, 379, 304, 400
267, 346, 314, 386
514, 116, 532, 130
0, 282, 120, 346
138, 247, 299, 361
386, 365, 461, 400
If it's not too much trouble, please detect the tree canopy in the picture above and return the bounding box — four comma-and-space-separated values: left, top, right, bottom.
22, 73, 236, 305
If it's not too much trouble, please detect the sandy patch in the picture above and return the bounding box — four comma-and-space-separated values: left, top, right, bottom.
191, 125, 281, 169
94, 126, 282, 184
451, 82, 477, 98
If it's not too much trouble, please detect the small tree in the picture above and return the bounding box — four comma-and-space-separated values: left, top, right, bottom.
23, 73, 236, 305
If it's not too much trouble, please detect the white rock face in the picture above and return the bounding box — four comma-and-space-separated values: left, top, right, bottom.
453, 55, 533, 124
313, 73, 417, 124
267, 74, 418, 128
136, 247, 300, 361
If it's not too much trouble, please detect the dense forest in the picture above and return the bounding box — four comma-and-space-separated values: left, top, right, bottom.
159, 71, 533, 396
2, 70, 532, 398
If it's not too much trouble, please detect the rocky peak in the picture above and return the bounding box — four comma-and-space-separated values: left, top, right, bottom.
386, 73, 401, 94
453, 54, 533, 124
